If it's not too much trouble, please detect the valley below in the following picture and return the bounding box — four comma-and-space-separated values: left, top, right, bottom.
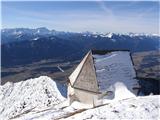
1, 50, 160, 85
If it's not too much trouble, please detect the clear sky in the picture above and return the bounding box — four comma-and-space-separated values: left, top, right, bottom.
1, 1, 159, 34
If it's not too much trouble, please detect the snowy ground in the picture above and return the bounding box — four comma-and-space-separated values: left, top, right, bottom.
65, 95, 160, 120
12, 96, 160, 120
0, 76, 159, 120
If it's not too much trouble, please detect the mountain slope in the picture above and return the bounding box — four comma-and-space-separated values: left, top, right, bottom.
2, 28, 160, 67
2, 36, 82, 67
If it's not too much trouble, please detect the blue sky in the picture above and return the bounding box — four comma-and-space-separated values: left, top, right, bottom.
1, 1, 159, 34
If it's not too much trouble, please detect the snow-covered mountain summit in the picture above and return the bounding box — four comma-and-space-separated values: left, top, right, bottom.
0, 76, 159, 120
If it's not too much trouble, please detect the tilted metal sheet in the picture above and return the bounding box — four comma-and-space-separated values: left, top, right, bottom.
73, 52, 99, 93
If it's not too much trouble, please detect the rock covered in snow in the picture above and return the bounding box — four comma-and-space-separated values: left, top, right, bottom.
0, 76, 65, 119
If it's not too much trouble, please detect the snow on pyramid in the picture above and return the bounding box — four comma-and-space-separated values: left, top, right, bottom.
0, 76, 65, 119
68, 50, 140, 106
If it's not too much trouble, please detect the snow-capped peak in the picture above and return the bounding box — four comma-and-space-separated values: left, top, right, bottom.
106, 32, 113, 38
35, 27, 50, 35
95, 33, 114, 38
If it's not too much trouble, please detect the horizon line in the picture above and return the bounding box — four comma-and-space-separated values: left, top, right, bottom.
1, 27, 160, 35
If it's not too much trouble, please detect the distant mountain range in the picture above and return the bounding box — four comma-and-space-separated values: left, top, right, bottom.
1, 27, 160, 67
2, 27, 159, 44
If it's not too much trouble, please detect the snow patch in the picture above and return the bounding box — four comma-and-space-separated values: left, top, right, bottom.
32, 37, 39, 41
99, 33, 113, 38
114, 82, 135, 100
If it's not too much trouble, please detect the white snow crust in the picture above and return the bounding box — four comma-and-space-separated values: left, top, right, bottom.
65, 95, 160, 120
32, 37, 39, 41
0, 76, 159, 120
0, 76, 65, 119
